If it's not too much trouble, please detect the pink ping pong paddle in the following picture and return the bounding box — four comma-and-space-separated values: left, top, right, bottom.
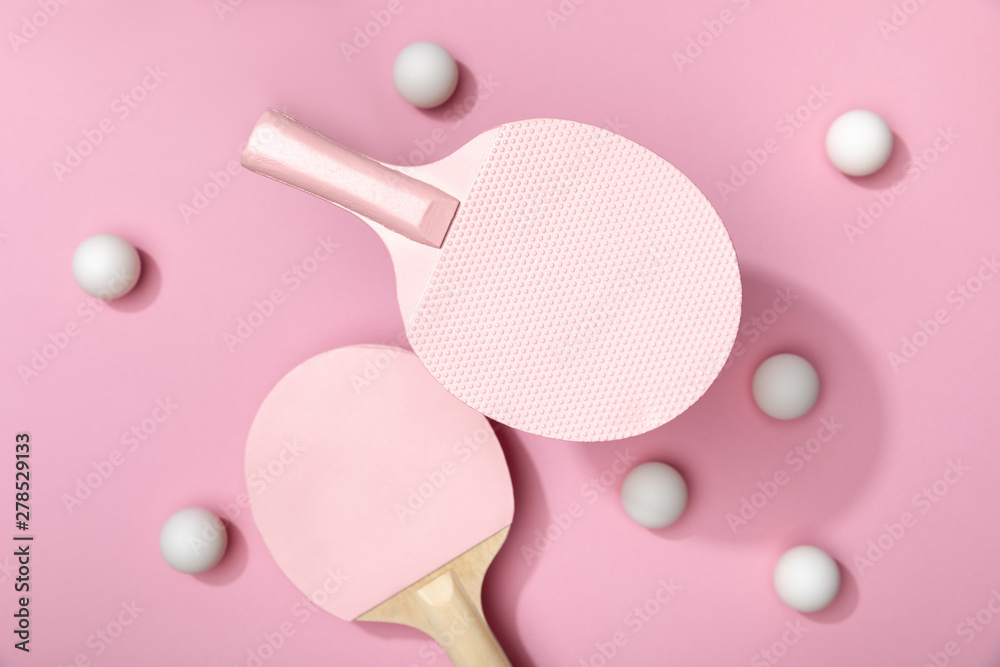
242, 109, 742, 442
246, 345, 513, 667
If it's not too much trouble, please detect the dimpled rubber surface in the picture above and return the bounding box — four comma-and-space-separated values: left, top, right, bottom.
407, 119, 742, 441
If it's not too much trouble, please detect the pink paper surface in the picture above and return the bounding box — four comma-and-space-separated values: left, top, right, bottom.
2, 1, 1000, 665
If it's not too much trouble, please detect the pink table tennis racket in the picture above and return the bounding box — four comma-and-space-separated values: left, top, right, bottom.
246, 345, 513, 667
242, 109, 742, 442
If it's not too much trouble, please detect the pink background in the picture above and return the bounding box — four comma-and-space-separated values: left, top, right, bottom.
3, 0, 1000, 665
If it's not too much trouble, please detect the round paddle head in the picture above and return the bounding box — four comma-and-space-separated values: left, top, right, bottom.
406, 119, 742, 441
246, 345, 514, 620
241, 112, 741, 442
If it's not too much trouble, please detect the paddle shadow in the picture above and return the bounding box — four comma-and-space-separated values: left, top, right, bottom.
574, 265, 888, 549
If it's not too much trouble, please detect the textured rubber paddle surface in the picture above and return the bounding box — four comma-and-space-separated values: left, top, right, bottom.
407, 119, 742, 441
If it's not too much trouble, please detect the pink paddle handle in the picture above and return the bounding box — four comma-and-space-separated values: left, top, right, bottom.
241, 109, 458, 248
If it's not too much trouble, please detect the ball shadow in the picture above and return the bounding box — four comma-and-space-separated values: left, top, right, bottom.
194, 519, 249, 586
843, 133, 912, 191
109, 248, 161, 313
638, 457, 700, 542
806, 559, 859, 624
418, 61, 479, 124
573, 265, 888, 547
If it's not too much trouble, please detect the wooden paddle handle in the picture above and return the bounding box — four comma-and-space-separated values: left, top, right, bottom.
241, 108, 459, 248
414, 570, 512, 667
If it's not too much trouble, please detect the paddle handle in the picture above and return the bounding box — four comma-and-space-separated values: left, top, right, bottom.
241, 108, 458, 248
415, 570, 511, 667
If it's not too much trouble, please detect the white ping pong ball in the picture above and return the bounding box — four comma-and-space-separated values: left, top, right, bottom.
72, 233, 141, 299
752, 353, 820, 420
773, 545, 841, 612
159, 507, 228, 574
392, 41, 459, 109
826, 110, 894, 176
621, 462, 688, 529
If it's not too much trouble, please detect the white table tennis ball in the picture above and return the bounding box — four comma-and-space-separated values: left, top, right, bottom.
621, 462, 688, 529
773, 545, 841, 612
752, 353, 820, 420
392, 41, 459, 109
159, 507, 228, 574
72, 233, 141, 299
826, 110, 894, 176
